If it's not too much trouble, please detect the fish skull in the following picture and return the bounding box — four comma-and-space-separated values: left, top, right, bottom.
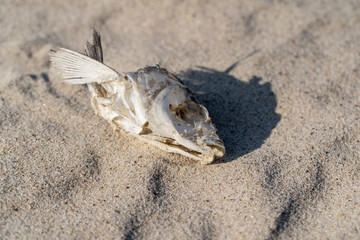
49, 30, 225, 164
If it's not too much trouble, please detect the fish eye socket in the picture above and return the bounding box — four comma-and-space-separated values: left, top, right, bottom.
169, 101, 206, 126
175, 108, 187, 119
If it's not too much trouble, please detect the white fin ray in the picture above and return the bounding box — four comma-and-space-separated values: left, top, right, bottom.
49, 48, 121, 84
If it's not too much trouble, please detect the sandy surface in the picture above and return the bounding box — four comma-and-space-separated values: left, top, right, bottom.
1, 0, 359, 239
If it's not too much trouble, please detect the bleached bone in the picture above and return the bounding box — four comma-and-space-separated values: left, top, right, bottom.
50, 30, 225, 164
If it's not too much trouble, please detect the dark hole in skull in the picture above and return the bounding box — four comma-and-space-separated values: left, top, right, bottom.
169, 101, 206, 126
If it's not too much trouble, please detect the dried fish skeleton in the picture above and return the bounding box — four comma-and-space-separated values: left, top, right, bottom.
50, 30, 225, 164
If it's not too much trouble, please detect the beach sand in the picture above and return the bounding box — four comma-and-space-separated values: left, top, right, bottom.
0, 0, 359, 239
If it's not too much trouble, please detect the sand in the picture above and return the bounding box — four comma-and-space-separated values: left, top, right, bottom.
0, 0, 359, 239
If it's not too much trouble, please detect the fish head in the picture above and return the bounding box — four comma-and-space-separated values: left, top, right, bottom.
133, 66, 225, 164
